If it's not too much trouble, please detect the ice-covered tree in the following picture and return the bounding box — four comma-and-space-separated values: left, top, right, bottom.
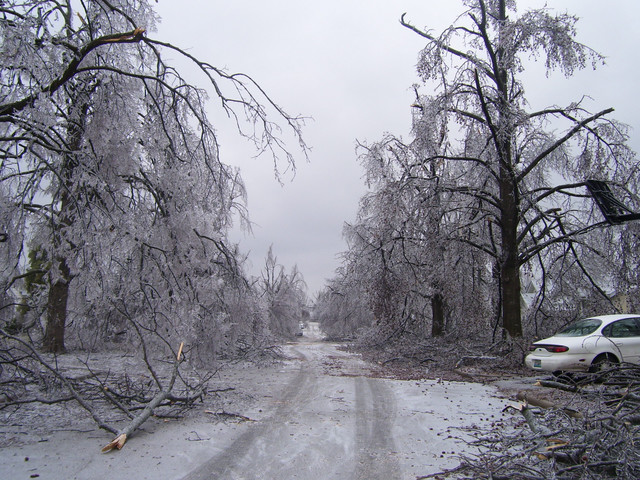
400, 0, 637, 337
314, 272, 372, 341
0, 1, 305, 353
340, 135, 494, 341
259, 247, 307, 338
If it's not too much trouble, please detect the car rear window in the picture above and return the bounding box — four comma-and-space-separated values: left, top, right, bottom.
556, 318, 602, 336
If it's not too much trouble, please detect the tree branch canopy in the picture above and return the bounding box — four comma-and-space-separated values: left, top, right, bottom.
329, 0, 638, 343
517, 107, 615, 182
0, 28, 146, 117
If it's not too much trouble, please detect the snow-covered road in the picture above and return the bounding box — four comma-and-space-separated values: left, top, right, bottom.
0, 335, 511, 480
180, 340, 509, 480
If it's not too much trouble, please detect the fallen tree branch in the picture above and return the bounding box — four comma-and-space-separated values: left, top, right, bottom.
519, 403, 553, 436
1, 328, 118, 434
426, 363, 640, 478
77, 359, 135, 419
1, 394, 75, 407
102, 342, 184, 453
536, 379, 579, 393
516, 391, 582, 419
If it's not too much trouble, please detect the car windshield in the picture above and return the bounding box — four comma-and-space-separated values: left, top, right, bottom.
555, 318, 602, 337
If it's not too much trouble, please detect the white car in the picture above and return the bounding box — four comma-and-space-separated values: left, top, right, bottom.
525, 314, 640, 373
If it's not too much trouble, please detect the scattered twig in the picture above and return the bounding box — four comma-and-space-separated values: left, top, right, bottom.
204, 410, 255, 422
426, 363, 640, 479
536, 379, 580, 393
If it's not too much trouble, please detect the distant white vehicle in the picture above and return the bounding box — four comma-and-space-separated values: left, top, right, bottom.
525, 314, 640, 373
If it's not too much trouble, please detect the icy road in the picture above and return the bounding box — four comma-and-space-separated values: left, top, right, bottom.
180, 337, 508, 480
0, 327, 510, 480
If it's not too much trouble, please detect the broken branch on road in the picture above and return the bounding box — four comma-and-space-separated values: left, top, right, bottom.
426, 364, 640, 479
102, 342, 185, 452
1, 330, 213, 452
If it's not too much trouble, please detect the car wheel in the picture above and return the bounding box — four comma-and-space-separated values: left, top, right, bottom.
589, 353, 619, 373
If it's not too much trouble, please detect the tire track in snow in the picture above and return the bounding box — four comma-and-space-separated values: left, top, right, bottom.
180, 355, 314, 480
353, 376, 400, 479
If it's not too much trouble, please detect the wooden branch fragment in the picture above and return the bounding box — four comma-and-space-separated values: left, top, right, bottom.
519, 402, 553, 436
516, 391, 553, 409
101, 27, 145, 43
102, 343, 184, 453
204, 410, 255, 422
545, 439, 569, 451
516, 391, 582, 419
536, 379, 579, 393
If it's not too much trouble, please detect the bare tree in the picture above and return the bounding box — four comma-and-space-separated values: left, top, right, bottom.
0, 0, 306, 353
401, 0, 637, 337
341, 135, 494, 342
259, 246, 307, 338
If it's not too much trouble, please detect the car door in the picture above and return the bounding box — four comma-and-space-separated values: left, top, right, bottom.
602, 317, 640, 364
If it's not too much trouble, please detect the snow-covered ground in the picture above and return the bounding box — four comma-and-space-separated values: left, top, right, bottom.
0, 333, 514, 479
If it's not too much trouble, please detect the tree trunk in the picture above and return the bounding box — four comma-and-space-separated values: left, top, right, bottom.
41, 84, 88, 352
499, 175, 522, 337
501, 258, 522, 337
429, 161, 446, 338
431, 292, 445, 336
42, 163, 74, 353
43, 259, 70, 353
496, 0, 522, 338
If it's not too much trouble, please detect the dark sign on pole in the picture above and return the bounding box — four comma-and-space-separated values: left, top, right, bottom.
586, 179, 640, 225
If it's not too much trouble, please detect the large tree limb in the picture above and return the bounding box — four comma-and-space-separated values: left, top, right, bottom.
0, 28, 145, 117
518, 219, 606, 264
0, 329, 118, 434
517, 107, 614, 182
102, 342, 184, 453
400, 13, 496, 82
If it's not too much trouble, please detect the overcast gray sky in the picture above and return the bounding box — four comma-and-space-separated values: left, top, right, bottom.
155, 1, 640, 296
